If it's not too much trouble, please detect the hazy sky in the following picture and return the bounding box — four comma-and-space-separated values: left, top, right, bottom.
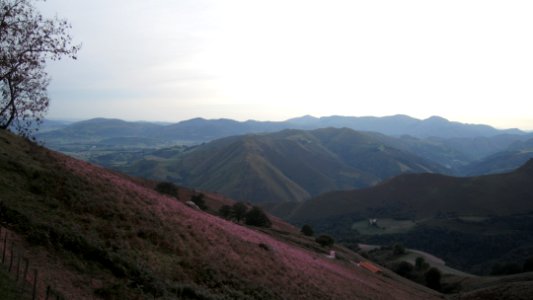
40, 0, 533, 130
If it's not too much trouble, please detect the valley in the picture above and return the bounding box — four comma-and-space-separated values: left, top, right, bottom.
37, 116, 533, 204
3, 115, 533, 299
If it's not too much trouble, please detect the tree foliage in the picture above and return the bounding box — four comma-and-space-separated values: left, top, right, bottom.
300, 224, 314, 237
155, 181, 179, 198
315, 235, 334, 247
394, 261, 414, 278
415, 256, 429, 271
524, 257, 533, 272
190, 193, 207, 210
393, 243, 406, 255
0, 0, 80, 136
424, 267, 441, 291
218, 205, 232, 219
231, 202, 248, 223
244, 206, 271, 228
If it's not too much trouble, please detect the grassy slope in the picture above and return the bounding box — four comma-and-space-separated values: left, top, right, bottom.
0, 129, 440, 299
127, 128, 446, 203
291, 161, 533, 221
288, 160, 533, 276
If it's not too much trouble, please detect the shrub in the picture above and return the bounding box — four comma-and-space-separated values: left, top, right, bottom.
491, 262, 522, 275
424, 267, 442, 291
300, 224, 314, 236
415, 256, 429, 270
232, 202, 248, 222
258, 243, 270, 251
394, 261, 414, 278
393, 243, 406, 255
190, 193, 207, 210
155, 182, 179, 198
218, 205, 232, 219
523, 257, 533, 272
315, 235, 335, 247
244, 207, 272, 228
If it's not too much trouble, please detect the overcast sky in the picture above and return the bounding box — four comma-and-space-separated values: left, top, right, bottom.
40, 0, 533, 130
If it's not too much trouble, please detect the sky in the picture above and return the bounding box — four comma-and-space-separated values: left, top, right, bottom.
39, 0, 533, 130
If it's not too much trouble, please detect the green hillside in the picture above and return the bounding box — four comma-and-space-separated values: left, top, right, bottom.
123, 128, 446, 203
461, 138, 533, 175
289, 160, 533, 274
0, 129, 439, 299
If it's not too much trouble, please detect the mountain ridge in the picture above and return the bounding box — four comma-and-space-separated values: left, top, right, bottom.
39, 114, 528, 146
124, 127, 447, 203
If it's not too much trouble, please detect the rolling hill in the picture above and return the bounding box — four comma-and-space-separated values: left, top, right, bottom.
287, 115, 525, 138
37, 116, 532, 181
37, 118, 162, 143
288, 160, 533, 274
461, 138, 533, 176
0, 128, 440, 299
123, 128, 447, 203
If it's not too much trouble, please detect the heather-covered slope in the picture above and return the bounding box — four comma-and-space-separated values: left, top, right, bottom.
124, 128, 445, 203
0, 129, 440, 299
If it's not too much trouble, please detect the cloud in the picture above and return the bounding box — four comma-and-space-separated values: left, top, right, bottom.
38, 1, 533, 129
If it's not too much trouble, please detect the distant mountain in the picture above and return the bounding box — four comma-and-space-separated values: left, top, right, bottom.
38, 118, 163, 143
37, 116, 532, 178
157, 114, 526, 141
287, 115, 525, 138
123, 128, 446, 203
153, 117, 287, 142
38, 115, 527, 146
461, 138, 533, 175
287, 159, 533, 274
39, 119, 74, 132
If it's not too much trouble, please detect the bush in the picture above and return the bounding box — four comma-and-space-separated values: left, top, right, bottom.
218, 205, 232, 219
415, 256, 429, 270
232, 202, 248, 222
491, 262, 522, 275
393, 243, 406, 255
424, 267, 442, 291
244, 207, 272, 228
394, 261, 414, 278
301, 224, 314, 236
155, 182, 179, 198
315, 235, 335, 247
523, 257, 533, 272
190, 193, 207, 210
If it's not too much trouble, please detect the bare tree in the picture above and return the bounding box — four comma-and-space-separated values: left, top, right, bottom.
0, 0, 80, 136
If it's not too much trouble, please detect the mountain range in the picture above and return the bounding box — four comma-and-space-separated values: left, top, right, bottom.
38, 115, 529, 146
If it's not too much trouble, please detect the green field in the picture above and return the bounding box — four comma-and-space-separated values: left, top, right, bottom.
351, 218, 417, 235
